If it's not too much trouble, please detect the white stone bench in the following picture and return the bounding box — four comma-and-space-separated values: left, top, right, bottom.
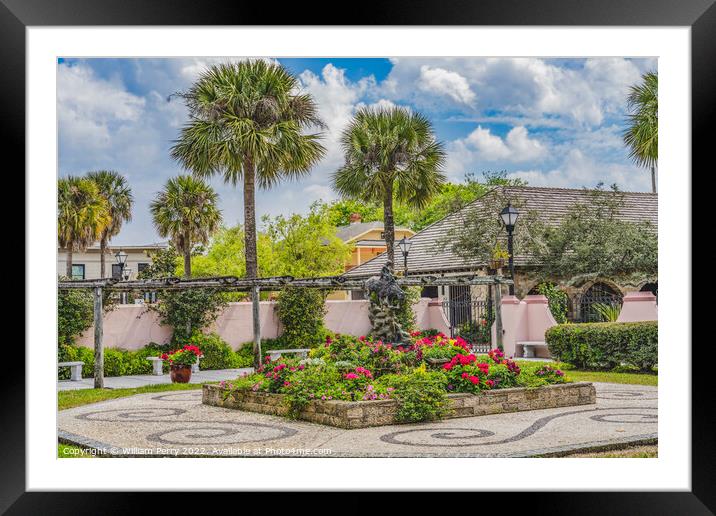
517, 341, 548, 358
267, 348, 311, 361
146, 357, 164, 376
58, 361, 84, 381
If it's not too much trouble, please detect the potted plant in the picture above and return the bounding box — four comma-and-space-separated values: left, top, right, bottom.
161, 345, 203, 383
489, 243, 509, 271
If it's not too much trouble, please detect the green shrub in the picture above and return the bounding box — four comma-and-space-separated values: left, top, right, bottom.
377, 366, 449, 423
58, 289, 94, 346
546, 321, 657, 371
185, 332, 239, 370
275, 287, 327, 348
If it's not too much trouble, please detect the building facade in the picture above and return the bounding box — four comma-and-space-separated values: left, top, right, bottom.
57, 242, 167, 281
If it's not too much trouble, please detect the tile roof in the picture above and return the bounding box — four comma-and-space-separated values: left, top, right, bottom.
342, 186, 657, 278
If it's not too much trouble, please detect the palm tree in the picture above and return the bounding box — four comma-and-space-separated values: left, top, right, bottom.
86, 170, 134, 278
332, 107, 446, 269
624, 71, 658, 193
150, 175, 222, 278
58, 176, 111, 277
170, 60, 325, 280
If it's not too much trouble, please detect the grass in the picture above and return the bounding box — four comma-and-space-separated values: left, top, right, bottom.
58, 382, 206, 411
512, 360, 657, 386
561, 445, 658, 458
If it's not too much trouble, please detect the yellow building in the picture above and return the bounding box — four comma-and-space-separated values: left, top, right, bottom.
327, 214, 415, 300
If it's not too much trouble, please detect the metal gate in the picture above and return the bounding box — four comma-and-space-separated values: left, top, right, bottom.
441, 285, 494, 353
576, 282, 623, 322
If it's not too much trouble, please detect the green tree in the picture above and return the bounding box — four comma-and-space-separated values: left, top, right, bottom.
150, 175, 222, 278
262, 208, 352, 277
624, 71, 658, 193
171, 60, 325, 280
528, 186, 657, 280
332, 107, 446, 269
443, 186, 542, 267
86, 170, 133, 278
137, 245, 181, 279
58, 176, 111, 277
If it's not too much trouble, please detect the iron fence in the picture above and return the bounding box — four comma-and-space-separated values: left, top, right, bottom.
441, 285, 494, 353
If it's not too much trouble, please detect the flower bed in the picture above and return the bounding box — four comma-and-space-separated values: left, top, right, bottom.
202, 382, 596, 429
203, 331, 594, 426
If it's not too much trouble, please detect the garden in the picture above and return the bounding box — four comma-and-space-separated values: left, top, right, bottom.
207, 330, 585, 427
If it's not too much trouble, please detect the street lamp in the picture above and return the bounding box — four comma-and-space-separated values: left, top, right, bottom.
398, 236, 412, 275
115, 249, 129, 303
499, 203, 519, 295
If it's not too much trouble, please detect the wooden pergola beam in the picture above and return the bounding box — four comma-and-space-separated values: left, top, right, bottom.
58, 274, 513, 291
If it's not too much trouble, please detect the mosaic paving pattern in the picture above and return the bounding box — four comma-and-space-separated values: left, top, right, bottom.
58, 382, 657, 458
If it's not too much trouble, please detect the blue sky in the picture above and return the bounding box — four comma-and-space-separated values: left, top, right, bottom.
57, 56, 656, 245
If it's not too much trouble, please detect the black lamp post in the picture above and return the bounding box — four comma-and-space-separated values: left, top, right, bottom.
115, 249, 129, 303
398, 236, 412, 276
499, 203, 519, 295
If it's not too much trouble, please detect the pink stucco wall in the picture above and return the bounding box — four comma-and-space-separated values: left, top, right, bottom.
617, 291, 658, 322
76, 298, 436, 350
491, 295, 557, 358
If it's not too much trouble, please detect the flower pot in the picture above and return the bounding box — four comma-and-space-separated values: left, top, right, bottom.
170, 364, 192, 383
489, 259, 505, 271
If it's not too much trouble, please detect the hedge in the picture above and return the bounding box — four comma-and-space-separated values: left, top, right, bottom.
545, 321, 657, 371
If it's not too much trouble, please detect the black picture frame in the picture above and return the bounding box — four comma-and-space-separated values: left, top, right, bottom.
6, 0, 709, 511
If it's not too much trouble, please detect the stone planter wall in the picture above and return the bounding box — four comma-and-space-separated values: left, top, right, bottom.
203, 382, 596, 429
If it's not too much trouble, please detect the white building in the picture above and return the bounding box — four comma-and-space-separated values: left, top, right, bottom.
57, 242, 167, 280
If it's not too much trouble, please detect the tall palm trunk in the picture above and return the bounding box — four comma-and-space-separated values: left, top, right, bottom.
66, 249, 73, 278
183, 239, 192, 279
650, 166, 656, 193
383, 182, 395, 270
100, 235, 107, 278
243, 159, 258, 279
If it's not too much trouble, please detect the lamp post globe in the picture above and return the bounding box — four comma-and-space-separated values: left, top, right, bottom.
398, 236, 412, 275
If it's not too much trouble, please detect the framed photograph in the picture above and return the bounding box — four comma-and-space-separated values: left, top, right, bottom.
9, 0, 710, 509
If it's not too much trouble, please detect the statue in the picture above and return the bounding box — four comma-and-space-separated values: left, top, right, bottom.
364, 261, 410, 343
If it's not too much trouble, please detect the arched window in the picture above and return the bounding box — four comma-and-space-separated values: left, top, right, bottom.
578, 282, 623, 322
640, 282, 658, 303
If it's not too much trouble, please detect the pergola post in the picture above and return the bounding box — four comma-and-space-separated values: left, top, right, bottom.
93, 286, 104, 388
252, 285, 262, 368
493, 279, 503, 351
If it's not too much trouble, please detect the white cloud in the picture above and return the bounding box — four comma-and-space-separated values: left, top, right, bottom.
58, 64, 145, 150
298, 64, 377, 169
448, 125, 546, 174
507, 149, 650, 191
418, 66, 475, 105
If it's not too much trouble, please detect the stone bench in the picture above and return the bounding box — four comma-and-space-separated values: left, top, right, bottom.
146, 357, 164, 376
147, 356, 202, 375
516, 341, 548, 358
58, 361, 84, 381
267, 349, 311, 361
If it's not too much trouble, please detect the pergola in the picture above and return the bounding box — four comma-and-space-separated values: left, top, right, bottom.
58, 273, 512, 388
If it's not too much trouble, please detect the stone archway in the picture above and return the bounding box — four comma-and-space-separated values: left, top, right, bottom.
576, 281, 624, 322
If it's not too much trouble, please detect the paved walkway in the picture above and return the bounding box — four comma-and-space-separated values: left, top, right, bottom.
57, 368, 253, 391
58, 382, 657, 457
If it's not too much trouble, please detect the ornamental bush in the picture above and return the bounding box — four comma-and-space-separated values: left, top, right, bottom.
377, 366, 449, 423
275, 287, 328, 349
546, 321, 657, 371
184, 332, 239, 370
